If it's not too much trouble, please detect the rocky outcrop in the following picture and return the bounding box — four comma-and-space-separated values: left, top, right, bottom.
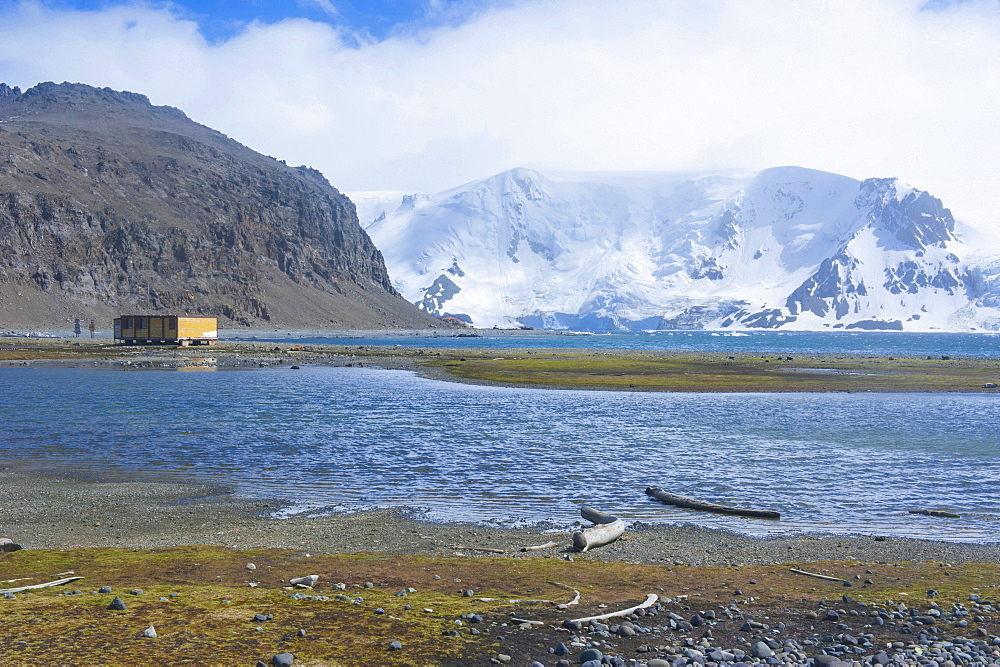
0, 81, 442, 329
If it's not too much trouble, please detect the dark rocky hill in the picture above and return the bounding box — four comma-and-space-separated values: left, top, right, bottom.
0, 81, 444, 330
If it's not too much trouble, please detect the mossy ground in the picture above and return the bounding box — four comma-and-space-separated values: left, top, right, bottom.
4, 341, 997, 393
2, 547, 998, 665
424, 350, 1000, 392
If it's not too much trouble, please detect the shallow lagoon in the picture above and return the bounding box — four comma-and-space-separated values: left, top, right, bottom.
1, 365, 997, 543
228, 328, 1000, 357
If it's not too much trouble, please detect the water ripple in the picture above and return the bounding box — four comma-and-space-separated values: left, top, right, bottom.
0, 366, 997, 542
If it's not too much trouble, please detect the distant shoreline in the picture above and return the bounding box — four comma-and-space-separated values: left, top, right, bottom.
2, 337, 997, 394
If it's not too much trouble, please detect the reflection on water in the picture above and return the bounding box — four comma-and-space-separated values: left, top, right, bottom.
1, 366, 998, 542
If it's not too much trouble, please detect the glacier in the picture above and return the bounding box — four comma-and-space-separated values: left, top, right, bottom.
350, 166, 1000, 331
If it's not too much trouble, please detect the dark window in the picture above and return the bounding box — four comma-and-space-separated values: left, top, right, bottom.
137, 318, 146, 328
122, 317, 131, 328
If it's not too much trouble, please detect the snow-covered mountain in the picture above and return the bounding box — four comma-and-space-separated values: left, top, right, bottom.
352, 167, 1000, 331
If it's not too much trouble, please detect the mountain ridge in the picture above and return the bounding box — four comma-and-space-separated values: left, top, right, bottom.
0, 81, 443, 330
356, 166, 1000, 331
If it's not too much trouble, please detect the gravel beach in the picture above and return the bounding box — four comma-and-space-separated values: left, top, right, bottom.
2, 469, 996, 567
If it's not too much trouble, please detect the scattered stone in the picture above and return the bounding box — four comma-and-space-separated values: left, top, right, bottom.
107, 597, 126, 611
462, 589, 475, 597
246, 562, 257, 571
0, 538, 22, 552
129, 589, 144, 595
289, 575, 318, 588
388, 640, 402, 651
143, 625, 157, 638
271, 653, 294, 667
98, 586, 113, 594
813, 656, 851, 667
579, 648, 603, 662
750, 640, 773, 659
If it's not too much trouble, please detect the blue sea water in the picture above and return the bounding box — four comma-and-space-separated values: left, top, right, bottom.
229, 329, 1000, 357
1, 364, 997, 543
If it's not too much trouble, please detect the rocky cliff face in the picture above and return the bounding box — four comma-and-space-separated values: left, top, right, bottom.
0, 81, 441, 329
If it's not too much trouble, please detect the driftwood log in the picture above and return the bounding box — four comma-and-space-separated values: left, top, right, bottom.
450, 545, 506, 554
0, 576, 84, 595
645, 486, 780, 520
909, 509, 961, 519
565, 593, 659, 624
789, 567, 846, 582
572, 506, 626, 552
580, 505, 618, 525
572, 520, 625, 552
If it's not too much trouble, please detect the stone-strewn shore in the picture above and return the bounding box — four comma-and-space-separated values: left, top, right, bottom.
2, 469, 996, 566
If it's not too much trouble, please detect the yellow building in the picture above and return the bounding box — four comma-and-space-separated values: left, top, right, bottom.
113, 315, 218, 346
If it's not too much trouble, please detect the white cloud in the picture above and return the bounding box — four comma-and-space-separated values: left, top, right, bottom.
1, 0, 999, 229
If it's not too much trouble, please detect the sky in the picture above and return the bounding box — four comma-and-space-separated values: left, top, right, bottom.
1, 0, 999, 230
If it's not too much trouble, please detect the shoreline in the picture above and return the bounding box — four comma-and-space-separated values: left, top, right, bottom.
1, 337, 997, 394
2, 469, 997, 566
